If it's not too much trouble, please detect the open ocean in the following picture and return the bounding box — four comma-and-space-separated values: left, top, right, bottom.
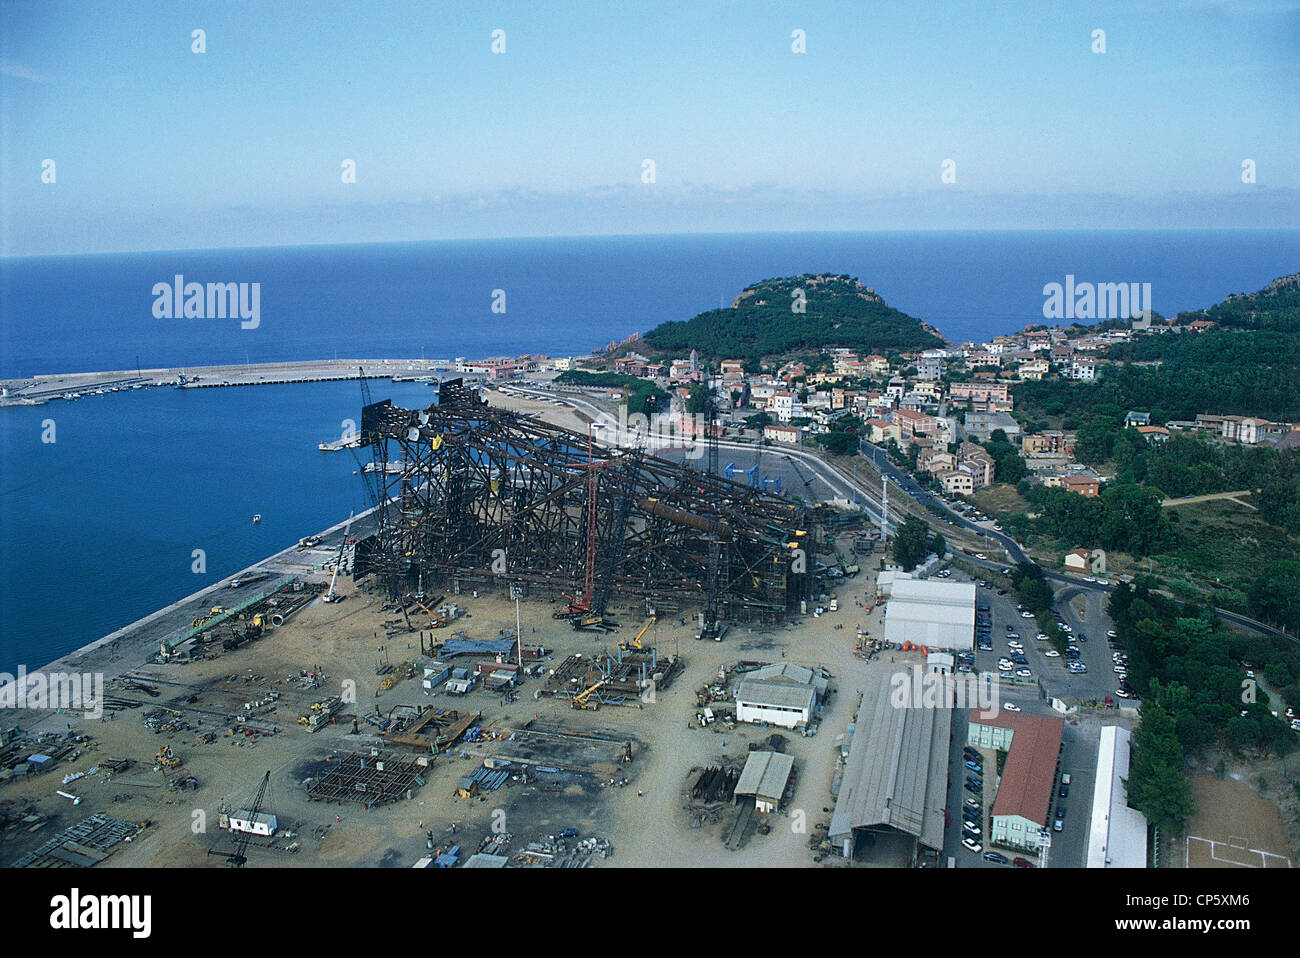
2, 230, 1298, 671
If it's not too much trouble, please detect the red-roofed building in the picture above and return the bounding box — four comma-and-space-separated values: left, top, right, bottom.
968, 710, 1065, 853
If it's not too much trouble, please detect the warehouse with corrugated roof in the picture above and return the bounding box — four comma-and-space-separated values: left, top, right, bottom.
882, 578, 976, 651
828, 671, 951, 863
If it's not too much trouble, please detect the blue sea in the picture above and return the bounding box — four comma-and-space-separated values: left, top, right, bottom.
2, 230, 1298, 671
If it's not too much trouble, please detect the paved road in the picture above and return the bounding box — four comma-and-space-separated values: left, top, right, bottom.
519, 386, 1295, 646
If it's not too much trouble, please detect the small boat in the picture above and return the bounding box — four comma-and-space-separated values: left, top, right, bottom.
252, 514, 262, 523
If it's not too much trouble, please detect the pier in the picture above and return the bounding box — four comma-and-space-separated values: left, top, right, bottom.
0, 358, 453, 408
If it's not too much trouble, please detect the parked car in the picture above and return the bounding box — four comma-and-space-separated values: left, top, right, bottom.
962, 837, 982, 853
1055, 806, 1066, 820
1012, 857, 1034, 868
1059, 783, 1069, 798
1015, 668, 1032, 678
1003, 703, 1021, 712
1052, 818, 1063, 832
1044, 650, 1060, 657
983, 851, 1009, 865
964, 781, 981, 794
965, 760, 983, 772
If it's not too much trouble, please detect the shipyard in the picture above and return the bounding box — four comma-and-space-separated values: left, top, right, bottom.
5, 358, 1298, 877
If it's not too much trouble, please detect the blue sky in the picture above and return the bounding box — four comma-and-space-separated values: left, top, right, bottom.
3, 0, 1297, 254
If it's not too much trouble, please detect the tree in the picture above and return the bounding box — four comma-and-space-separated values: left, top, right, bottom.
687, 384, 713, 416
818, 431, 858, 456
982, 439, 1028, 484
1126, 702, 1195, 836
891, 515, 930, 572
1249, 561, 1300, 634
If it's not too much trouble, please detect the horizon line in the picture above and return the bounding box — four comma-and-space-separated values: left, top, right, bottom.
5, 225, 1299, 262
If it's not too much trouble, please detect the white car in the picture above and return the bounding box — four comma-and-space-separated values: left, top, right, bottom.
1044, 650, 1060, 657
1106, 630, 1117, 638
1084, 576, 1097, 583
975, 554, 987, 560
962, 837, 982, 853
1114, 689, 1132, 698
1097, 579, 1110, 585
1114, 665, 1127, 673
998, 660, 1014, 672
1015, 668, 1033, 677
1008, 641, 1023, 650
1021, 611, 1035, 619
1003, 703, 1021, 712
1036, 632, 1049, 641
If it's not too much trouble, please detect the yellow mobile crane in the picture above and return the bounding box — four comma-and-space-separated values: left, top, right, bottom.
620, 617, 656, 652
571, 679, 606, 710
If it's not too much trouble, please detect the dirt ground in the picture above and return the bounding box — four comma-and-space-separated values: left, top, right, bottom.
1, 548, 904, 869
1177, 769, 1295, 869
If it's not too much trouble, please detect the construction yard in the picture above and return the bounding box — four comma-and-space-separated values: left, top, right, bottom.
0, 541, 907, 869
1, 383, 909, 869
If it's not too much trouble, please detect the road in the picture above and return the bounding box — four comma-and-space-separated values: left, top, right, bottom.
508, 384, 1294, 645
1161, 490, 1256, 510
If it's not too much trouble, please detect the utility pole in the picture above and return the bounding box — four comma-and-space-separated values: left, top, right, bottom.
881, 475, 889, 543
513, 587, 523, 672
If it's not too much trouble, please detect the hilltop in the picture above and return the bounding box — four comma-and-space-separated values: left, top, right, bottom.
638, 274, 946, 362
1174, 271, 1300, 332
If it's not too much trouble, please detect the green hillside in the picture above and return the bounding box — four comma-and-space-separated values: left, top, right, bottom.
1175, 271, 1300, 332
640, 274, 945, 361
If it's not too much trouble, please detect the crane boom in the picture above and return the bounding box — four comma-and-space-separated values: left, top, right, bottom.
227, 770, 271, 867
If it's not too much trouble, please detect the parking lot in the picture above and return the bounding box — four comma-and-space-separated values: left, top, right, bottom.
939, 565, 1130, 708
938, 564, 1108, 868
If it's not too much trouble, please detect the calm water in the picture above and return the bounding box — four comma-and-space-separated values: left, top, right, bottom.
1, 230, 1298, 671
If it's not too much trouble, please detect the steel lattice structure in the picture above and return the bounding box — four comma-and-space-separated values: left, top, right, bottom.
355, 380, 820, 621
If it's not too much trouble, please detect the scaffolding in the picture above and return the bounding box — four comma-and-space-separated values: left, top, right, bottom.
305, 752, 427, 809
355, 381, 820, 622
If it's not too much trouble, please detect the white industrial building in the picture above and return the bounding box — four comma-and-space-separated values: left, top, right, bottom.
882, 578, 976, 651
1087, 725, 1148, 868
735, 678, 815, 729
229, 810, 278, 836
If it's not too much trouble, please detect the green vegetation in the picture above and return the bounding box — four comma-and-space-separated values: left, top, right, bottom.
1127, 702, 1196, 837
981, 438, 1028, 484
1010, 562, 1054, 616
1017, 330, 1300, 423
1110, 572, 1300, 835
1173, 272, 1300, 333
641, 274, 944, 361
555, 370, 667, 416
1006, 482, 1174, 559
1108, 581, 1300, 737
891, 515, 931, 572
813, 414, 862, 457
1108, 433, 1300, 535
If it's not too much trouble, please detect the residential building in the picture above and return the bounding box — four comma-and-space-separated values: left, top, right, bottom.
1064, 548, 1091, 572
963, 412, 1021, 442
1061, 475, 1100, 497
958, 441, 995, 487
764, 424, 804, 444
937, 470, 974, 496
